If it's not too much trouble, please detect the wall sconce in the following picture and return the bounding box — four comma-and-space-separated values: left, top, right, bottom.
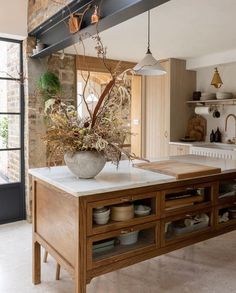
211, 67, 223, 88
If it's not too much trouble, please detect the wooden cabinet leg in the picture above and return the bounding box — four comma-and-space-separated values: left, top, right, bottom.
56, 263, 61, 280
33, 241, 41, 285
75, 275, 86, 293
43, 250, 48, 263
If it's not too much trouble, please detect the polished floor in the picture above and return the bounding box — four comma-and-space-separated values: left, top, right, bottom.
0, 221, 236, 293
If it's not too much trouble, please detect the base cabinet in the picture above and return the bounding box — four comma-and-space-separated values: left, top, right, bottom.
32, 172, 236, 293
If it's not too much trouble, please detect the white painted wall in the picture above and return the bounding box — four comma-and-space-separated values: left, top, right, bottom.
197, 62, 236, 141
0, 0, 28, 39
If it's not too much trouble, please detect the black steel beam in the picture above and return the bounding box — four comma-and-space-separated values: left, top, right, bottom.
29, 0, 170, 58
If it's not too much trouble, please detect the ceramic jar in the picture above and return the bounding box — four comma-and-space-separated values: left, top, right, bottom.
111, 203, 134, 221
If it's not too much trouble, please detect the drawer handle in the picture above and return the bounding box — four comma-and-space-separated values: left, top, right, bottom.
120, 228, 134, 234
120, 197, 133, 202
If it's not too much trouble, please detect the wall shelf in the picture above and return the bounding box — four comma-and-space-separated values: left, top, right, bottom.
186, 99, 236, 106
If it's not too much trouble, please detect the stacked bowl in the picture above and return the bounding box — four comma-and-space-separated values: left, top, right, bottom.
93, 207, 110, 225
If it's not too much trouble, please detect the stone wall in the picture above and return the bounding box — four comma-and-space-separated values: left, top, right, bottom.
24, 38, 76, 220
26, 0, 76, 220
28, 0, 73, 32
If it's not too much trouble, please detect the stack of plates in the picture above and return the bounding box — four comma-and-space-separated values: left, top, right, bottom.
216, 92, 233, 100
200, 93, 216, 101
93, 239, 115, 254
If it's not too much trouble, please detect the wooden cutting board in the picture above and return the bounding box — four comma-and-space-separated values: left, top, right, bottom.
186, 115, 207, 141
134, 160, 221, 179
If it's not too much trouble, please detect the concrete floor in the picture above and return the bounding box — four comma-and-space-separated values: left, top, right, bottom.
0, 221, 236, 293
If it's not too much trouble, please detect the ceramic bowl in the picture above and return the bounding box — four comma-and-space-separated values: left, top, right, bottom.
93, 207, 110, 217
228, 207, 236, 219
134, 205, 151, 217
118, 231, 139, 245
93, 215, 110, 225
216, 92, 233, 100
200, 93, 216, 101
111, 203, 134, 221
93, 207, 110, 225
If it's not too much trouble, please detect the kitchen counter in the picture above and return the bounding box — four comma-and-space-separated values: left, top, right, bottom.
29, 155, 236, 197
169, 141, 207, 146
31, 155, 236, 293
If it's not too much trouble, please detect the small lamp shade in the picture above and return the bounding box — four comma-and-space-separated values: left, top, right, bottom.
133, 52, 166, 76
211, 67, 223, 88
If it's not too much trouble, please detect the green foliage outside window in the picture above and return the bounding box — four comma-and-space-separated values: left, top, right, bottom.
0, 116, 8, 147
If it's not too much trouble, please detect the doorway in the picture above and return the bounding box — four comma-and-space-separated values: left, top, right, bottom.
0, 38, 25, 224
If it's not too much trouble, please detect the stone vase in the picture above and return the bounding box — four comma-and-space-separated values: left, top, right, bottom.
64, 151, 106, 179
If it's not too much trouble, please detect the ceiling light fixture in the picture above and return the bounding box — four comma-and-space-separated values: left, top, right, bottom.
133, 10, 166, 76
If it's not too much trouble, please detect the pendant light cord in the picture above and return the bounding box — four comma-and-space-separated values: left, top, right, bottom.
147, 10, 151, 54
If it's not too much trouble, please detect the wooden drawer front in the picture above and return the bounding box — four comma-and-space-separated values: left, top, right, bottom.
87, 221, 160, 269
217, 179, 236, 204
161, 208, 213, 247
87, 192, 160, 236
161, 183, 215, 217
215, 202, 236, 230
169, 144, 190, 156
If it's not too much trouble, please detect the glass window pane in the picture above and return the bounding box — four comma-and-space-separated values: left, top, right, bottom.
0, 115, 20, 149
0, 41, 20, 79
0, 150, 20, 184
0, 80, 20, 112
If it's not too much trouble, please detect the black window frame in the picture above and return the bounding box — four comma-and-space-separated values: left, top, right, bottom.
0, 37, 25, 223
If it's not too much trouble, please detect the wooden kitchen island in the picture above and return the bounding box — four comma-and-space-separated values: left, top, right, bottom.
29, 155, 236, 293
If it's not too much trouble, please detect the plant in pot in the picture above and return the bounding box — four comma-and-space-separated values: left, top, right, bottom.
40, 36, 142, 179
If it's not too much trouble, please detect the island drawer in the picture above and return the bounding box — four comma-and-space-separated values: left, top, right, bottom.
87, 192, 160, 235
161, 208, 213, 246
215, 202, 236, 230
87, 221, 159, 269
161, 182, 215, 216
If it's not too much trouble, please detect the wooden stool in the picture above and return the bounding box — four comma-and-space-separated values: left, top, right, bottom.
43, 250, 61, 280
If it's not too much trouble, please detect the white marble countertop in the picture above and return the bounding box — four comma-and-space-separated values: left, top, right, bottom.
28, 155, 236, 197
169, 141, 208, 146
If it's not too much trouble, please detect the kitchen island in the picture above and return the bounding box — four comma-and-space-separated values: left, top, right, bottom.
29, 155, 236, 293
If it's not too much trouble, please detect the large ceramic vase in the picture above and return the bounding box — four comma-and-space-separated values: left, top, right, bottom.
64, 151, 106, 179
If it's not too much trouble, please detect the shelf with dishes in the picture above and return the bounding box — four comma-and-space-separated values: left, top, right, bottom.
87, 192, 158, 235
163, 209, 212, 245
187, 92, 236, 105
216, 202, 236, 229
87, 221, 158, 269
161, 183, 214, 216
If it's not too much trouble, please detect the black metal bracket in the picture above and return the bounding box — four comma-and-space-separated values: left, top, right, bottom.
28, 0, 170, 58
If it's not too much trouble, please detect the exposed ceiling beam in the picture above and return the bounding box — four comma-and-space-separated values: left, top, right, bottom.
29, 0, 170, 58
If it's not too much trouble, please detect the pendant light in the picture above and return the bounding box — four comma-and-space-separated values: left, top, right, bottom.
211, 67, 223, 88
133, 10, 166, 76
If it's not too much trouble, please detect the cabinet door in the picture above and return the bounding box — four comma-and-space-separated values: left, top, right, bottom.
87, 221, 159, 269
169, 144, 190, 156
145, 61, 170, 158
131, 75, 142, 157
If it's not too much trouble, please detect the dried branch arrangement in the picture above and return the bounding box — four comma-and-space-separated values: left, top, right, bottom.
42, 32, 142, 165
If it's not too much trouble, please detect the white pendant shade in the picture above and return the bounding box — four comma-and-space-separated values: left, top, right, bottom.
133, 52, 166, 76
133, 10, 166, 76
